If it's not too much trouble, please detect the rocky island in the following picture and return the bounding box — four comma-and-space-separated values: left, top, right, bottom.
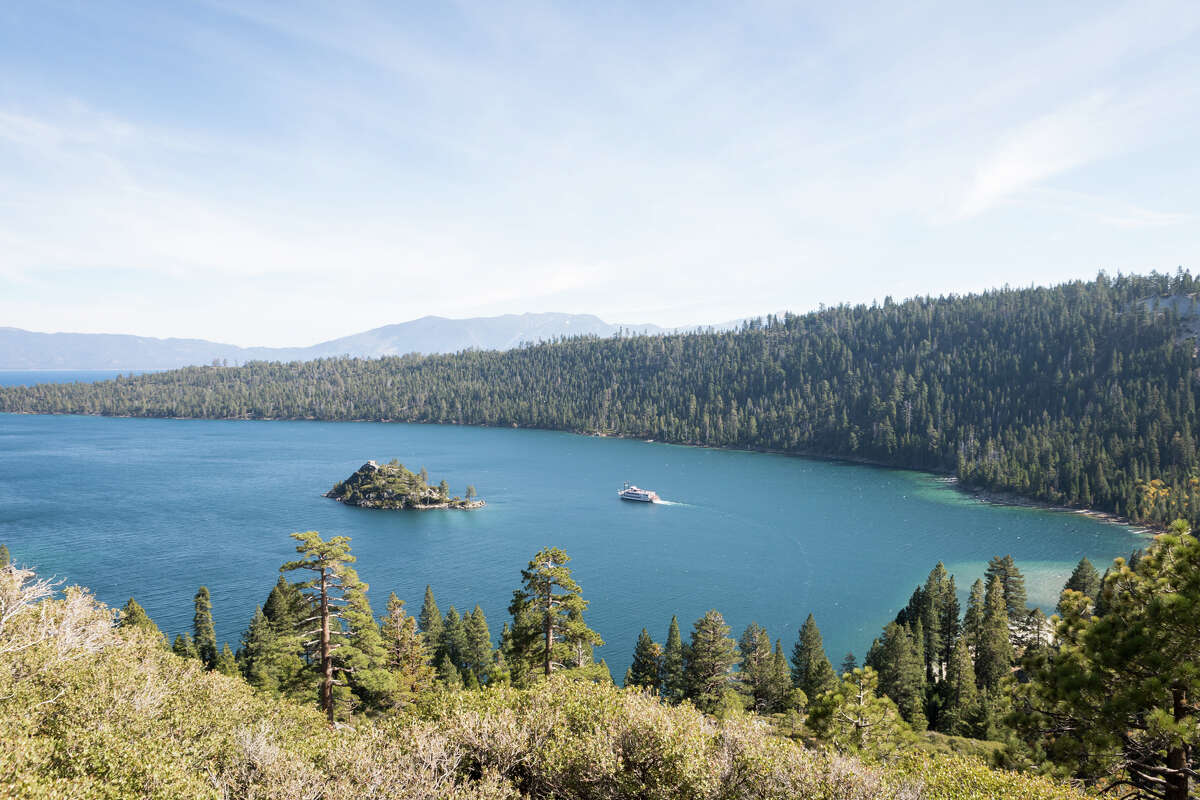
325, 460, 484, 510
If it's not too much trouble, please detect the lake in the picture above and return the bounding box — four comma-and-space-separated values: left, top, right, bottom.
0, 413, 1144, 678
0, 370, 154, 386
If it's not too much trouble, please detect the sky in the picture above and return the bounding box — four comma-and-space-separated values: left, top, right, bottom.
1, 1, 1198, 347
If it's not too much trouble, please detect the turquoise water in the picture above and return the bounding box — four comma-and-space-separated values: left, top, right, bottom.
0, 370, 152, 386
0, 414, 1144, 677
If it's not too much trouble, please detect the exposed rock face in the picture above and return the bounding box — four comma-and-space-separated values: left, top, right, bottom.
325, 460, 484, 510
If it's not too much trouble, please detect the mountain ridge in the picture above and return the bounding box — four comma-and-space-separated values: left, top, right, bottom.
0, 312, 689, 370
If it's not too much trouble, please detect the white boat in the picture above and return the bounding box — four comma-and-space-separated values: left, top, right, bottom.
618, 482, 659, 502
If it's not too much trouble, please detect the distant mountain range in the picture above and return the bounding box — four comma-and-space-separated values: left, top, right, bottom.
0, 313, 718, 370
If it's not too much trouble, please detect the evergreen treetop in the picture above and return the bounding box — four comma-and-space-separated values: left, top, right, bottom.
660, 615, 686, 703
626, 628, 663, 691
683, 609, 739, 713
791, 614, 837, 699
192, 586, 218, 670
117, 597, 162, 638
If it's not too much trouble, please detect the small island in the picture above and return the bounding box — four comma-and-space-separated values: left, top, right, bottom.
325, 460, 484, 510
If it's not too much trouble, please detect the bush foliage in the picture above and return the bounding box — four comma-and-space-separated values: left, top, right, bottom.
0, 565, 1087, 799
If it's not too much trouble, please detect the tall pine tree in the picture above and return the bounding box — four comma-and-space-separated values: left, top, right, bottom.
1058, 557, 1101, 614
506, 547, 602, 681
418, 585, 444, 660
280, 531, 367, 723
737, 622, 773, 711
626, 628, 663, 691
962, 578, 986, 657
791, 614, 837, 699
985, 555, 1028, 623
974, 574, 1012, 690
192, 586, 218, 670
660, 615, 686, 703
683, 609, 739, 713
463, 605, 494, 685
939, 635, 977, 735
380, 592, 435, 708
875, 622, 927, 730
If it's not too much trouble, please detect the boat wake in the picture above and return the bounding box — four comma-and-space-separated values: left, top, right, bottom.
653, 499, 686, 506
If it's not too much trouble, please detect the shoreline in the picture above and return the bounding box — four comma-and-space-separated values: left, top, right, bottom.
939, 477, 1158, 535
326, 495, 485, 511
0, 409, 1157, 532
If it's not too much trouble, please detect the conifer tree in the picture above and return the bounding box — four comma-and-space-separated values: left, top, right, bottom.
1023, 607, 1050, 652
683, 609, 739, 713
808, 667, 911, 758
239, 580, 308, 698
172, 632, 198, 660
626, 628, 663, 691
940, 635, 977, 735
280, 530, 370, 724
463, 605, 494, 684
920, 563, 951, 679
117, 597, 162, 638
263, 575, 308, 633
791, 614, 837, 699
193, 586, 218, 670
441, 607, 468, 677
1019, 520, 1200, 800
1058, 556, 1101, 614
507, 547, 602, 680
437, 652, 463, 689
336, 564, 391, 710
490, 646, 512, 686
380, 592, 435, 707
660, 615, 686, 703
737, 622, 773, 711
0, 543, 9, 565
876, 622, 927, 730
238, 606, 303, 694
985, 554, 1028, 623
418, 585, 444, 661
840, 652, 858, 676
502, 601, 539, 687
974, 575, 1012, 690
940, 574, 960, 672
765, 640, 793, 712
214, 643, 239, 676
962, 578, 986, 656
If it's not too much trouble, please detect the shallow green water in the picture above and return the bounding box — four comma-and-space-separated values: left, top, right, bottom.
0, 414, 1144, 677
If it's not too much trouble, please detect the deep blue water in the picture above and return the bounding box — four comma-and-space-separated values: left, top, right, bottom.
0, 414, 1145, 678
0, 370, 152, 386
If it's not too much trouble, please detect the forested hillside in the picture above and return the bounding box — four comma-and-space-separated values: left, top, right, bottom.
4, 271, 1199, 527
1, 537, 1093, 799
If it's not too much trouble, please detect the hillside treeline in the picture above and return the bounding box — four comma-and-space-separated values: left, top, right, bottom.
5, 270, 1200, 527
1, 537, 1092, 800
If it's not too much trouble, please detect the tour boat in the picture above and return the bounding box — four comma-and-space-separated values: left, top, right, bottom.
618, 482, 659, 503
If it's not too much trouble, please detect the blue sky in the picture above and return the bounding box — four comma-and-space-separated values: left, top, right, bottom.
1, 1, 1198, 346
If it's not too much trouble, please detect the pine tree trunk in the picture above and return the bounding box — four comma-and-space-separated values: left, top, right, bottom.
321, 568, 333, 725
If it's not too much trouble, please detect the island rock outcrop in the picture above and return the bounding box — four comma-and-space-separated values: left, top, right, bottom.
325, 460, 484, 510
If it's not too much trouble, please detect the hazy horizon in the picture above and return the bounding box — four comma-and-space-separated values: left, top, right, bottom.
2, 1, 1198, 345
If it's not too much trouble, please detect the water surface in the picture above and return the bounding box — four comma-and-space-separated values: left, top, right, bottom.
0, 414, 1144, 677
0, 370, 153, 386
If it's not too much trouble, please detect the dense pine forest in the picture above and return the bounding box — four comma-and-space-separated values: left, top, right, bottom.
5, 271, 1200, 527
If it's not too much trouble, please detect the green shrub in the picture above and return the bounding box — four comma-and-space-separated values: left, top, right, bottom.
0, 569, 1086, 800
